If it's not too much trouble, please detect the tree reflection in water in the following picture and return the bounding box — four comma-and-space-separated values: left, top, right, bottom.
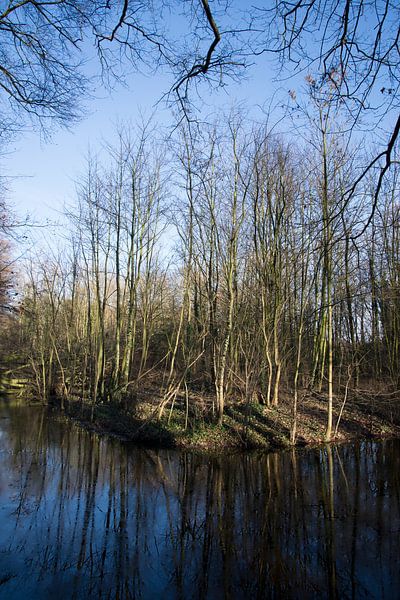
0, 402, 399, 599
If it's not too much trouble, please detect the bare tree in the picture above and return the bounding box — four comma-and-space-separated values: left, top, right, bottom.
260, 0, 400, 208
0, 1, 246, 133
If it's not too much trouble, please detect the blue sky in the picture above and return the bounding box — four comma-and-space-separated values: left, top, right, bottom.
5, 33, 279, 228
7, 71, 172, 224
4, 0, 397, 230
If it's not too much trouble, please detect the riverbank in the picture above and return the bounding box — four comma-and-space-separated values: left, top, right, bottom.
57, 386, 400, 452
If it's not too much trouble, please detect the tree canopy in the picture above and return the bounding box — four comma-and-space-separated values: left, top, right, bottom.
0, 2, 398, 134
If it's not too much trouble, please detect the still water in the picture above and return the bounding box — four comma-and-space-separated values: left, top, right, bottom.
0, 400, 399, 599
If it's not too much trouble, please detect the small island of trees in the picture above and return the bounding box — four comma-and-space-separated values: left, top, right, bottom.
0, 0, 399, 450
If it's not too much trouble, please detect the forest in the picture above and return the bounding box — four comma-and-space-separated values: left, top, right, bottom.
1, 102, 399, 447
0, 0, 399, 449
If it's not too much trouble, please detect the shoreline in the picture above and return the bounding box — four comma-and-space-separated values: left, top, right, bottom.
50, 390, 400, 453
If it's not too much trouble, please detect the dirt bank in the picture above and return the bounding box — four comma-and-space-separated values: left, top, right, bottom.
57, 387, 400, 452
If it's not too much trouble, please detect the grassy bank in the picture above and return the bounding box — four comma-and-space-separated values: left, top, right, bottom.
57, 387, 400, 452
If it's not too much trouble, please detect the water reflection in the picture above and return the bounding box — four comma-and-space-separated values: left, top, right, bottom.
0, 401, 399, 599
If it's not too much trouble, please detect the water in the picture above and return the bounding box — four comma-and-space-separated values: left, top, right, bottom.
0, 399, 399, 599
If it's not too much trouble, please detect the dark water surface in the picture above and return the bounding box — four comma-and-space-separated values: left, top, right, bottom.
0, 400, 399, 599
